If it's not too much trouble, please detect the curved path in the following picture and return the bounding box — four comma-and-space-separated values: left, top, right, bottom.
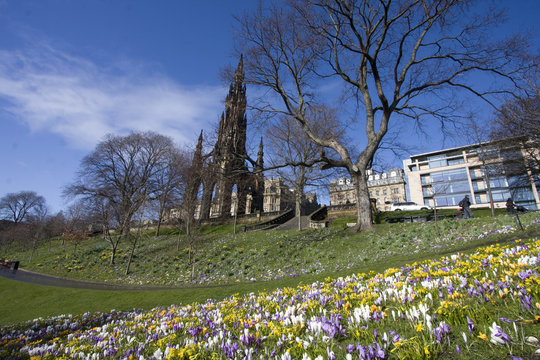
0, 268, 202, 291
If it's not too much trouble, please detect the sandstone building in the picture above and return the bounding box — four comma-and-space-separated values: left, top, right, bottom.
181, 57, 317, 221
328, 169, 407, 211
183, 56, 264, 220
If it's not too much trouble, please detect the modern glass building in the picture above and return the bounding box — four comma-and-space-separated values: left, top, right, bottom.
403, 140, 540, 210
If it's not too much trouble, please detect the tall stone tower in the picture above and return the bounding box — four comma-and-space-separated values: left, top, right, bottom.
197, 56, 264, 219
183, 130, 204, 219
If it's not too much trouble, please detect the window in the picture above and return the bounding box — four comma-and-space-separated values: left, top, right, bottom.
428, 154, 446, 169
434, 194, 463, 207
383, 189, 387, 195
511, 187, 535, 202
433, 180, 469, 194
469, 167, 484, 179
478, 147, 500, 161
423, 187, 433, 197
508, 175, 529, 188
472, 180, 485, 192
447, 157, 464, 166
490, 189, 512, 202
430, 168, 468, 183
376, 190, 380, 196
489, 176, 508, 188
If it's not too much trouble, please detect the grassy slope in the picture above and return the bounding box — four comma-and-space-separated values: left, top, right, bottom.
1, 212, 537, 325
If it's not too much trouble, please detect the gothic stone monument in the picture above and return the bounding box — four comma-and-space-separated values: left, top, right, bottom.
184, 56, 264, 220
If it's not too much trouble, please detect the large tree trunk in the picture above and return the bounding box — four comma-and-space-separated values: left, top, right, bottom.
352, 171, 373, 232
296, 192, 302, 230
125, 236, 137, 275
155, 206, 164, 237
109, 243, 117, 265
296, 168, 306, 230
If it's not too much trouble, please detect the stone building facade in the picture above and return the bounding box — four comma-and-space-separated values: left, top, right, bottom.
328, 169, 407, 211
180, 56, 321, 221
263, 177, 294, 213
185, 177, 312, 219
183, 56, 264, 220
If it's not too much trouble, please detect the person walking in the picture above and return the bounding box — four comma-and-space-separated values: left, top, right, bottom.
459, 195, 473, 219
506, 197, 515, 215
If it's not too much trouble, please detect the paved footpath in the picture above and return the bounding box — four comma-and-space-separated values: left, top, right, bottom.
0, 268, 176, 290
275, 216, 310, 230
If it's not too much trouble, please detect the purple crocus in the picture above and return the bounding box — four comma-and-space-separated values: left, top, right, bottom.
327, 347, 336, 360
466, 316, 475, 333
496, 328, 511, 343
521, 295, 532, 309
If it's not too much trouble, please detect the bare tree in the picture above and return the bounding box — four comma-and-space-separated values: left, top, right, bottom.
236, 0, 529, 231
88, 196, 122, 265
490, 93, 540, 179
59, 200, 92, 251
151, 148, 190, 237
459, 117, 498, 217
124, 205, 152, 275
65, 131, 179, 241
43, 211, 66, 243
0, 191, 46, 224
26, 201, 48, 261
64, 200, 93, 235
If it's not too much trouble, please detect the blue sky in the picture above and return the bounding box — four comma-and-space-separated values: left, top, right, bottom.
0, 0, 539, 214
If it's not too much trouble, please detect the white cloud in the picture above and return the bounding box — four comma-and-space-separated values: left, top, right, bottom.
0, 40, 225, 150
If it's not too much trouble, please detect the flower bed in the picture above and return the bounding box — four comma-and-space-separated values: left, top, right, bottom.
1, 238, 539, 359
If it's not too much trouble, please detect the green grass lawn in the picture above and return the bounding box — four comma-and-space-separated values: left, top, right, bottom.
0, 212, 537, 326
4, 211, 531, 288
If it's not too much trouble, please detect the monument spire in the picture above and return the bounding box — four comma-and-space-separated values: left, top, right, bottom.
256, 137, 264, 169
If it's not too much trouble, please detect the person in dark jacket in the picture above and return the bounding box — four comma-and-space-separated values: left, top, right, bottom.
506, 198, 515, 215
459, 195, 473, 219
